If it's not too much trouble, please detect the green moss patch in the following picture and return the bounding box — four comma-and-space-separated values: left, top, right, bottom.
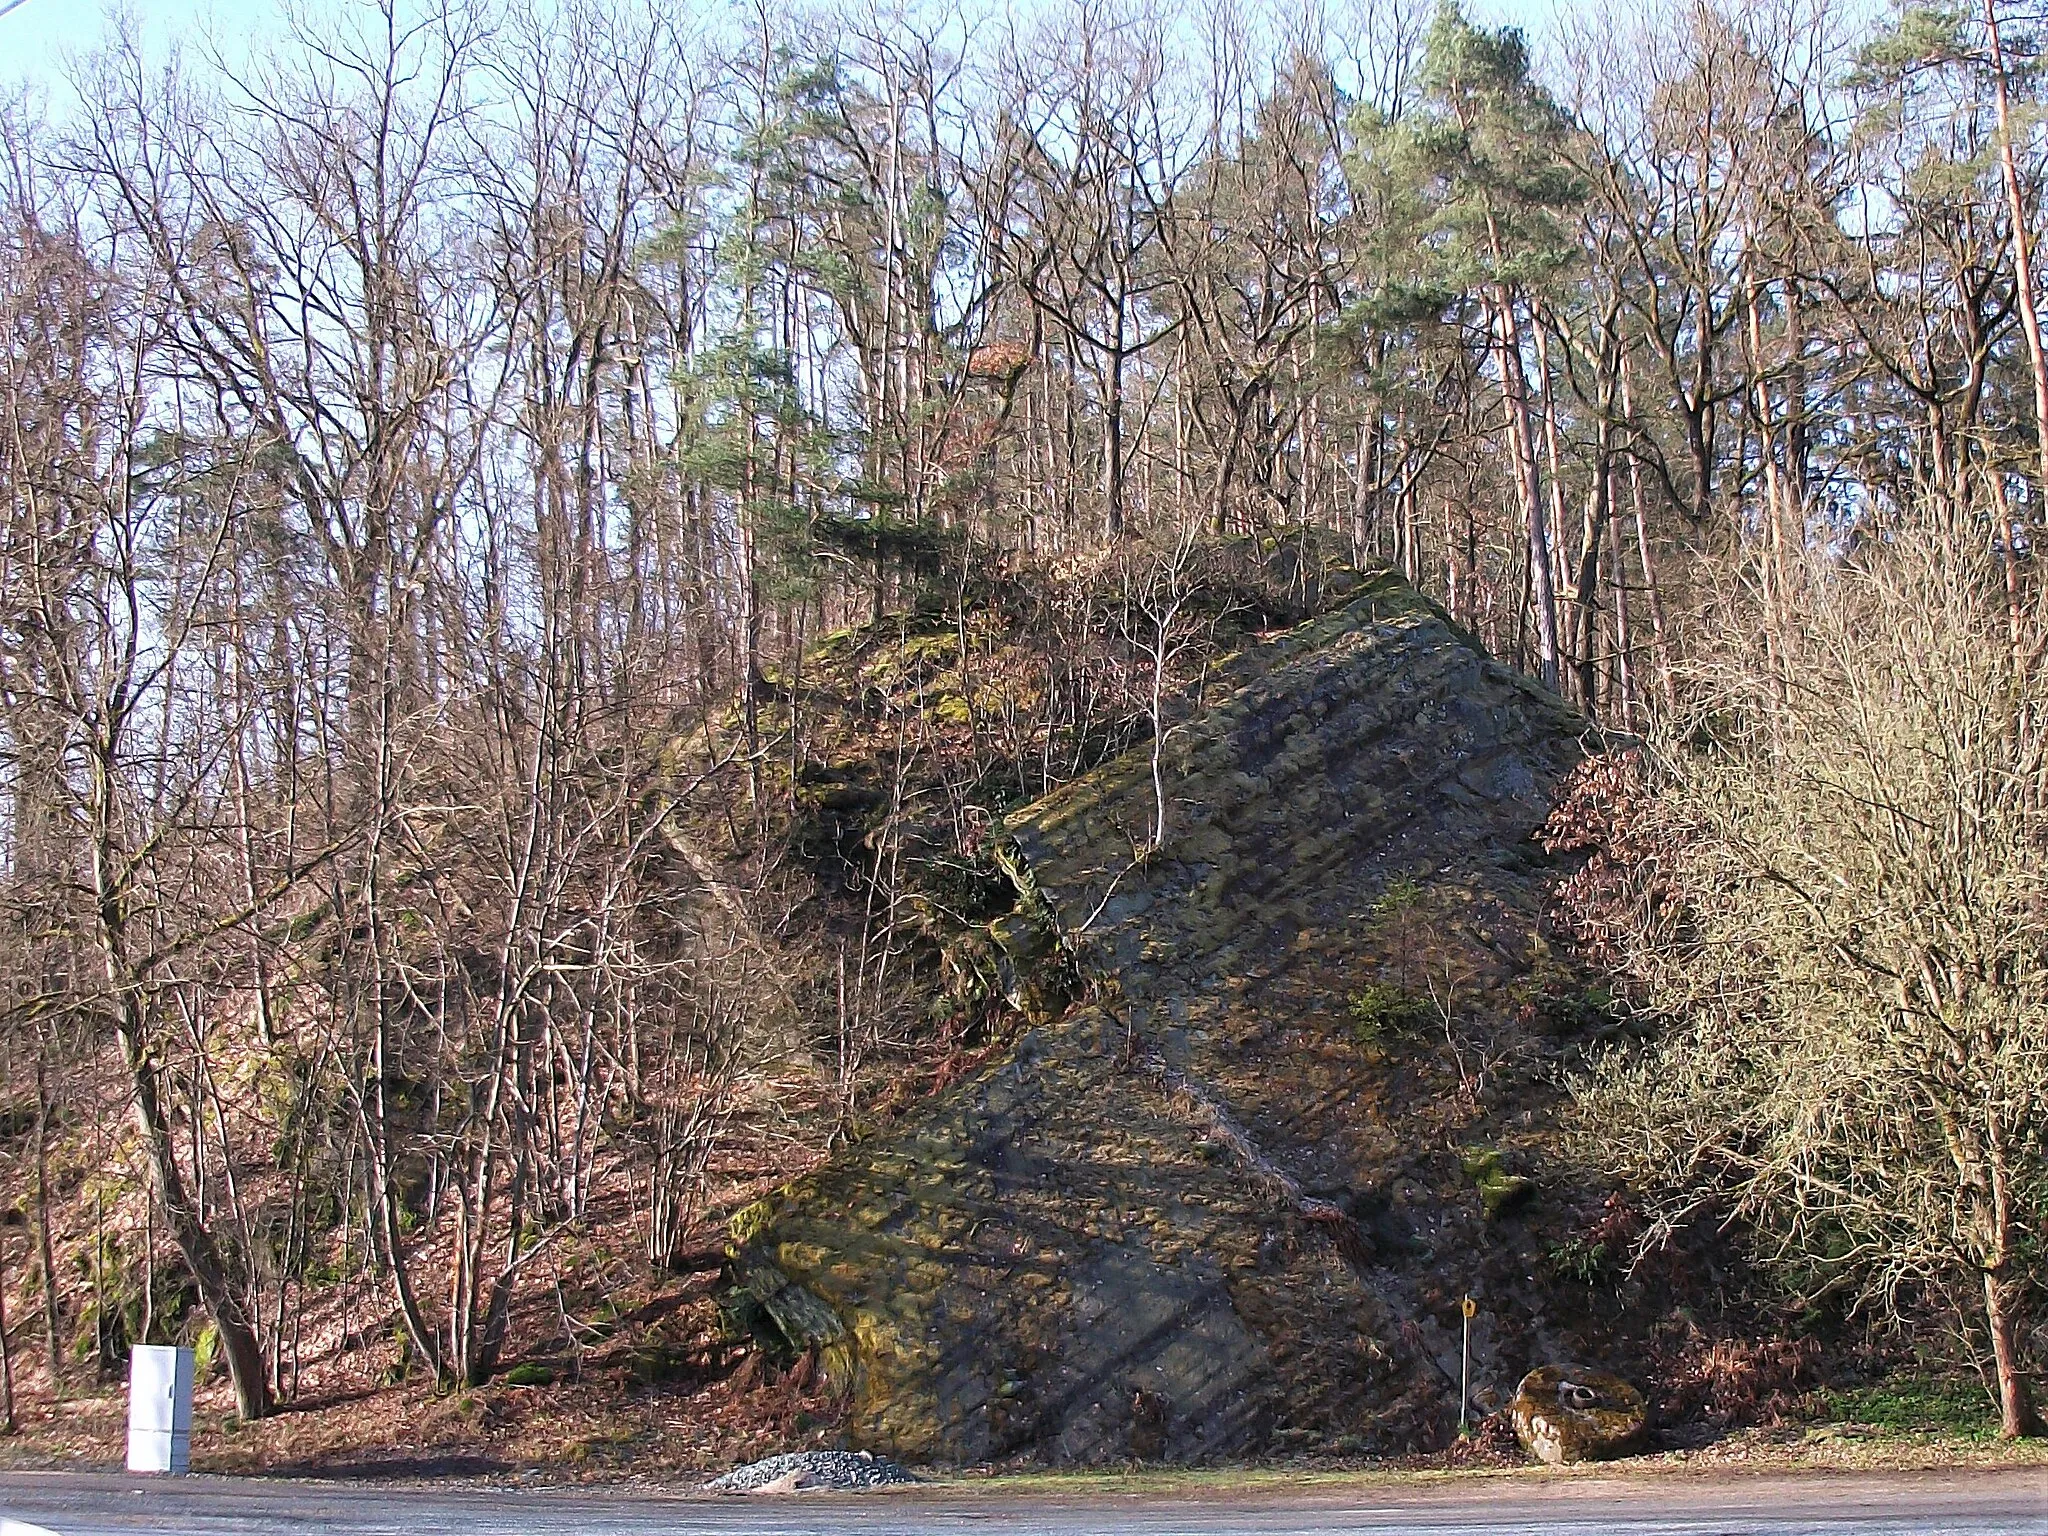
1460, 1147, 1535, 1220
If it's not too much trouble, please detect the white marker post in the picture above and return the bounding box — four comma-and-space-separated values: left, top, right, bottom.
127, 1345, 194, 1474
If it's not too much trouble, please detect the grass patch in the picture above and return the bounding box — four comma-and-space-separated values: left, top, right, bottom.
1822, 1377, 2000, 1440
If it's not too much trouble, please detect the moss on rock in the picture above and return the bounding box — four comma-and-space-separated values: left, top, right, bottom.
1461, 1147, 1537, 1220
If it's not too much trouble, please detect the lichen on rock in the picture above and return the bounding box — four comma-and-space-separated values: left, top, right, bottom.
1507, 1364, 1649, 1464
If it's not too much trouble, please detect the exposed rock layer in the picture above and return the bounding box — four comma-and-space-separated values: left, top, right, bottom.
732, 575, 1592, 1463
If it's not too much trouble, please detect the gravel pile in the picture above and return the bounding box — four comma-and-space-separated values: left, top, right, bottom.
705, 1449, 920, 1492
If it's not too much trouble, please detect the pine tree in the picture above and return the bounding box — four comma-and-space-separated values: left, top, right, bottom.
1353, 3, 1584, 690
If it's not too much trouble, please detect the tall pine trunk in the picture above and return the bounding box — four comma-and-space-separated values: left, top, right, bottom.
1987, 0, 2048, 499
1492, 283, 1561, 691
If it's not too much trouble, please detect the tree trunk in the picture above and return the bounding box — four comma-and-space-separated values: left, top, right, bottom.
1682, 398, 1714, 525
1620, 353, 1676, 711
1493, 284, 1561, 691
1983, 1264, 2041, 1438
0, 1223, 16, 1433
1743, 246, 1789, 625
1988, 469, 2032, 681
117, 1016, 273, 1420
1607, 456, 1634, 726
1104, 334, 1128, 540
1986, 0, 2048, 498
32, 1050, 61, 1384
1575, 452, 1606, 714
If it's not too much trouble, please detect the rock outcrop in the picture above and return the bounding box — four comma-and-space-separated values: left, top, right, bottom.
730, 574, 1597, 1463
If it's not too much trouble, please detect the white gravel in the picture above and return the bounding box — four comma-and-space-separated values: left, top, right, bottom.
705, 1449, 921, 1492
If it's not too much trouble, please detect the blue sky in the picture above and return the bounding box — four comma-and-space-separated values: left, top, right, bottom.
2, 0, 1572, 102
2, 1, 221, 64
0, 0, 270, 97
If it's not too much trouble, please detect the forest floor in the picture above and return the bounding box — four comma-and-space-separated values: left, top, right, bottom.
2, 1371, 2044, 1488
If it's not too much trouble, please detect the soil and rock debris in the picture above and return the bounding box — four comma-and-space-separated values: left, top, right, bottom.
706, 1449, 920, 1491
727, 573, 1689, 1465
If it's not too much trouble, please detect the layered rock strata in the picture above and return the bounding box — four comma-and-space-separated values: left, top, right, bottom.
731, 575, 1590, 1462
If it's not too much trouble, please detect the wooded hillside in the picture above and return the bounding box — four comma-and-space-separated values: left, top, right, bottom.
0, 0, 2042, 1458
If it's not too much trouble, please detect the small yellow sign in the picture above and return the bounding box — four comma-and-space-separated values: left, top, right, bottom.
1461, 1296, 1477, 1319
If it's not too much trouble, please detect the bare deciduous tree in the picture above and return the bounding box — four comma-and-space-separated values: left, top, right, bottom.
1573, 532, 2046, 1437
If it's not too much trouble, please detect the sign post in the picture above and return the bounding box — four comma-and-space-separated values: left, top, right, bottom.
1459, 1296, 1477, 1436
127, 1345, 194, 1474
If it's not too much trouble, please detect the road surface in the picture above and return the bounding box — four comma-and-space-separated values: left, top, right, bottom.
1, 1467, 2044, 1534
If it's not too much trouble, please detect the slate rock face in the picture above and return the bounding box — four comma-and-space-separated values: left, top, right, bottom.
1507, 1365, 1650, 1464
730, 574, 1591, 1464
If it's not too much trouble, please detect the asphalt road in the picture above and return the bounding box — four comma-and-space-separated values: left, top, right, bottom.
2, 1468, 2045, 1535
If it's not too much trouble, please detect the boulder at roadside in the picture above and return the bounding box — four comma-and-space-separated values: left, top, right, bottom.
1508, 1364, 1649, 1465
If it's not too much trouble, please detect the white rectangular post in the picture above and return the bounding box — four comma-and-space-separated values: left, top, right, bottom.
126, 1344, 194, 1474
